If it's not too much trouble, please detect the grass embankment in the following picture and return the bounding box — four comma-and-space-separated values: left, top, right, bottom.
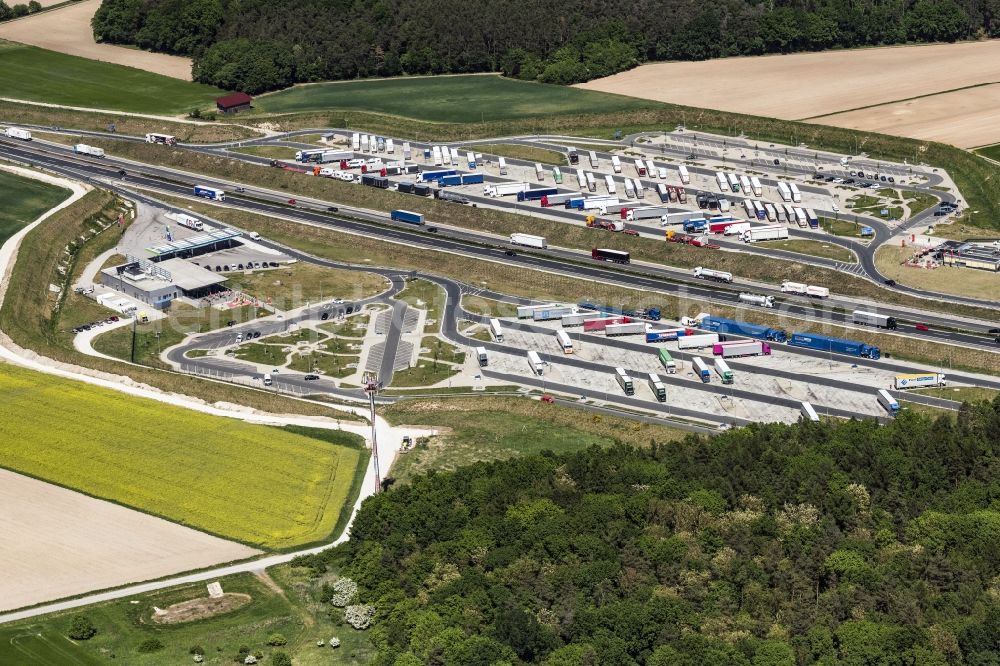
974, 144, 1000, 161
0, 568, 376, 665
0, 40, 222, 114
0, 362, 364, 549
159, 200, 1000, 375
463, 294, 519, 318
475, 143, 566, 165
396, 278, 444, 332
0, 190, 366, 419
253, 74, 657, 121
928, 219, 1000, 240
875, 245, 1000, 301
0, 169, 70, 243
0, 99, 259, 143
224, 261, 388, 308
133, 143, 999, 322
384, 396, 686, 485
229, 145, 298, 160
768, 239, 855, 262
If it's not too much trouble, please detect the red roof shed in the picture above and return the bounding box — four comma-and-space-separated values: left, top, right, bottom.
216, 92, 253, 113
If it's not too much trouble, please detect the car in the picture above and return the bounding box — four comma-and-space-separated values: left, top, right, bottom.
109, 315, 119, 322
226, 320, 236, 327
883, 279, 897, 286
253, 331, 261, 339
773, 158, 780, 165
505, 250, 516, 256
845, 178, 855, 184
825, 176, 835, 182
987, 328, 1000, 334
333, 298, 344, 304
540, 395, 555, 404
831, 204, 840, 212
995, 336, 1000, 344
623, 229, 639, 236
880, 175, 887, 181
268, 261, 279, 268
287, 198, 297, 205
915, 323, 929, 331
813, 173, 823, 179
304, 374, 320, 380
832, 178, 844, 184
237, 263, 244, 270
272, 368, 280, 374
887, 176, 895, 183
321, 312, 330, 321
345, 306, 354, 314
327, 206, 339, 212
117, 169, 127, 178
235, 186, 246, 193
236, 334, 243, 342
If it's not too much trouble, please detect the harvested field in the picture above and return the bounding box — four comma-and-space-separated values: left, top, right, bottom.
0, 0, 194, 80
151, 593, 252, 624
0, 468, 259, 612
577, 40, 1000, 147
812, 83, 1000, 148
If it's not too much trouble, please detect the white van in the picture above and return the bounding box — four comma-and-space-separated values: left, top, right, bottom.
263, 373, 272, 386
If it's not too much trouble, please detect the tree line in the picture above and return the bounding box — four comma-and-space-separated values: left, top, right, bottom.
91, 0, 997, 94
0, 0, 44, 21
296, 398, 1000, 664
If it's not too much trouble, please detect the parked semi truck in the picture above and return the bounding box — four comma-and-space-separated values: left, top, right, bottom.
648, 373, 667, 402
510, 233, 546, 248
894, 373, 945, 389
693, 267, 733, 283
790, 183, 802, 203
533, 306, 575, 321
527, 351, 545, 375
390, 210, 424, 225
625, 206, 670, 221
556, 329, 574, 354
701, 315, 787, 342
678, 165, 690, 183
485, 182, 529, 197
489, 318, 504, 342
801, 402, 820, 422
678, 333, 720, 350
691, 356, 711, 382
715, 358, 734, 384
852, 310, 898, 330
560, 311, 601, 326
540, 193, 580, 207
645, 328, 691, 342
750, 176, 763, 196
583, 316, 630, 332
611, 156, 622, 173
658, 348, 677, 373
578, 303, 661, 321
789, 332, 880, 359
616, 367, 635, 395
877, 389, 899, 416
517, 187, 558, 202
605, 322, 646, 337
713, 340, 772, 357
742, 226, 789, 243
167, 213, 204, 231
777, 182, 792, 202
73, 143, 104, 157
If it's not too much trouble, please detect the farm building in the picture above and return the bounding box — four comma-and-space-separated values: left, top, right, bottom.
102, 257, 228, 309
934, 240, 1000, 272
216, 92, 253, 114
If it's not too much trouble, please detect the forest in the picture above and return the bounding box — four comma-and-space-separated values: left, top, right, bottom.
91, 0, 997, 93
298, 399, 1000, 665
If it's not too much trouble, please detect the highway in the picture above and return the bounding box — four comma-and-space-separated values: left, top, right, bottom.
1, 137, 997, 358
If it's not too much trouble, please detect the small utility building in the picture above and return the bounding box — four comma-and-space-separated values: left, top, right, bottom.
216, 92, 253, 114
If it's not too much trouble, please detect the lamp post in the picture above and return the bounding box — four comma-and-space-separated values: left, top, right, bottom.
363, 372, 383, 493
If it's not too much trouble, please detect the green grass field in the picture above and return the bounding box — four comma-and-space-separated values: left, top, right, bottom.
0, 362, 365, 549
0, 40, 222, 114
0, 569, 376, 666
974, 144, 1000, 161
0, 169, 70, 243
254, 74, 655, 121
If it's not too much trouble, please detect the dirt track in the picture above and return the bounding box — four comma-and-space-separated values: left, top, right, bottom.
577, 40, 1000, 147
0, 468, 259, 612
0, 0, 194, 80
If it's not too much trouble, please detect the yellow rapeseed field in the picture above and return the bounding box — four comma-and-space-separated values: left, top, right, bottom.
0, 363, 362, 549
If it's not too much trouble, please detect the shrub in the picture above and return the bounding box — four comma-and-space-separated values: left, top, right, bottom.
329, 577, 358, 607
344, 604, 375, 630
189, 645, 205, 655
272, 652, 292, 666
137, 638, 164, 653
266, 633, 287, 646
67, 615, 97, 641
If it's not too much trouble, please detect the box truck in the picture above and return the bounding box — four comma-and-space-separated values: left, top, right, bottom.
678, 165, 690, 183
498, 156, 508, 175
476, 347, 488, 367
489, 318, 504, 342
691, 356, 711, 382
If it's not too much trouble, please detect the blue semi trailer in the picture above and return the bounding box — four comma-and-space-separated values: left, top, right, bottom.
517, 187, 559, 202
701, 316, 787, 342
390, 210, 424, 225
789, 332, 880, 359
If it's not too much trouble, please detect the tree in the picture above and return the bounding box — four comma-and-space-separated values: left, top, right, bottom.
27, 0, 39, 12
67, 615, 97, 641
10, 3, 27, 17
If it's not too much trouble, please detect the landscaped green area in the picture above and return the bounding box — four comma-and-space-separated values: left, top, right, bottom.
475, 143, 566, 165
0, 40, 223, 114
384, 396, 685, 484
0, 169, 70, 244
820, 216, 869, 237
0, 362, 365, 549
769, 238, 855, 262
0, 568, 376, 665
254, 74, 654, 121
397, 278, 445, 332
974, 143, 1000, 161
389, 357, 461, 388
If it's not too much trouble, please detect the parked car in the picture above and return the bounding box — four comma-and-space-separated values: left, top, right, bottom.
321, 312, 330, 320
304, 374, 320, 380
